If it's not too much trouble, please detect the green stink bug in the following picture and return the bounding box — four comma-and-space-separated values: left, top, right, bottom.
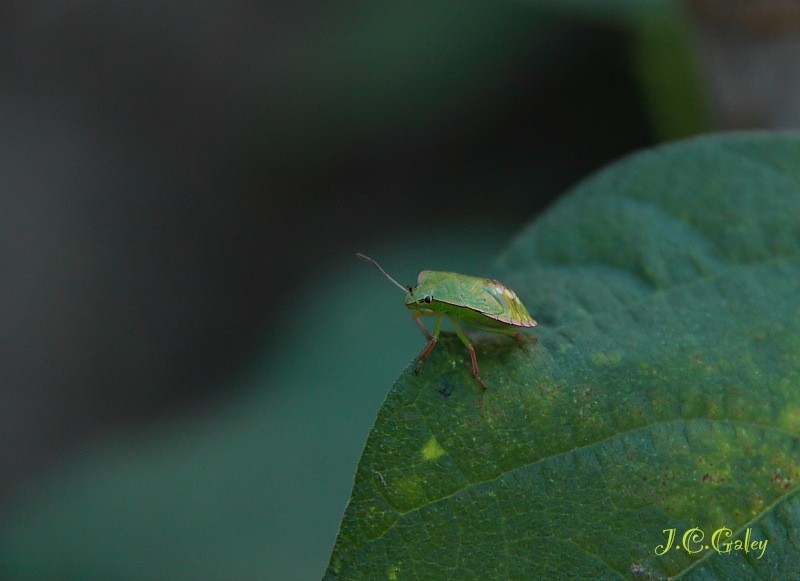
357, 253, 537, 391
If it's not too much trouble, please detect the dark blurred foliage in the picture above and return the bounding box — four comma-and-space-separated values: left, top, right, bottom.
0, 1, 662, 503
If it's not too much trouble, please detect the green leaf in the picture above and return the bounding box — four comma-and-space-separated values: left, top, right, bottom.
326, 133, 800, 579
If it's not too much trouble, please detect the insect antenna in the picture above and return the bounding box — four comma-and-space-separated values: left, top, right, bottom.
356, 253, 408, 293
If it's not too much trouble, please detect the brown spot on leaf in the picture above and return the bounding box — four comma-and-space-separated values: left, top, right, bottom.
773, 469, 792, 489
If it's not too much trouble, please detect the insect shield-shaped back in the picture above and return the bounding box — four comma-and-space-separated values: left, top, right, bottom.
480, 279, 537, 328
410, 271, 537, 328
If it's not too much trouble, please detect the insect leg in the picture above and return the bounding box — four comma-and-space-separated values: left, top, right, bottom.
450, 318, 487, 391
412, 311, 432, 340
414, 315, 442, 374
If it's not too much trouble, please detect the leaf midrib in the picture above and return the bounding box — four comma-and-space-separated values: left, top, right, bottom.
369, 418, 800, 545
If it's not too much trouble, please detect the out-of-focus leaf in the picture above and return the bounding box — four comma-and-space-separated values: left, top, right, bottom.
0, 227, 508, 580
633, 4, 712, 141
326, 133, 800, 579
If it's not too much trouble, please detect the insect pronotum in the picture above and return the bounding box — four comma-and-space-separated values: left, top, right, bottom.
357, 253, 537, 390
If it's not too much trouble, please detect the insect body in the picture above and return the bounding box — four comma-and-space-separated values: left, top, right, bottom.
357, 253, 537, 390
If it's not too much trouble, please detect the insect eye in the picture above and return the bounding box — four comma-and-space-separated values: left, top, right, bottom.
424, 295, 432, 303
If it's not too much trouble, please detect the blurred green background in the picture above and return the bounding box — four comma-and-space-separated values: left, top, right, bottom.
2, 0, 794, 578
